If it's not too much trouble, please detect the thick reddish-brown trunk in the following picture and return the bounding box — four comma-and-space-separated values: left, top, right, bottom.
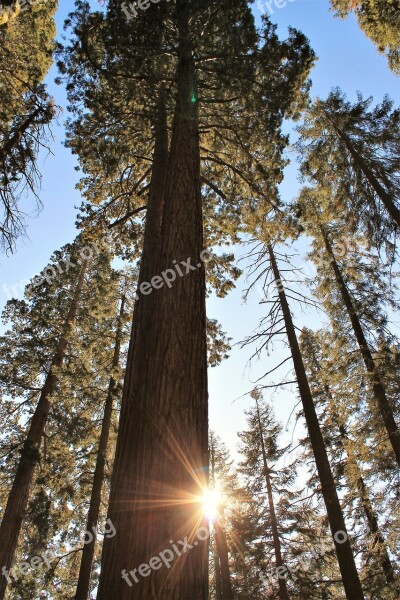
97, 2, 208, 598
321, 228, 400, 466
255, 398, 289, 600
267, 244, 364, 600
0, 262, 87, 600
74, 295, 126, 600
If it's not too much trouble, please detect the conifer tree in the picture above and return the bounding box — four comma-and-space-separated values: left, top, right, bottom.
74, 288, 129, 600
238, 390, 289, 600
0, 1, 57, 252
331, 0, 400, 75
295, 187, 400, 466
242, 242, 364, 599
300, 327, 399, 596
0, 236, 116, 600
297, 90, 400, 253
59, 2, 315, 597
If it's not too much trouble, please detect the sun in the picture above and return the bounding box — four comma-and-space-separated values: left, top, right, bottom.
201, 488, 222, 522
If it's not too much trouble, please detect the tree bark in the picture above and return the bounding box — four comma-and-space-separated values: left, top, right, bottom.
267, 244, 364, 600
97, 2, 208, 598
210, 439, 233, 600
74, 294, 126, 600
321, 228, 400, 466
214, 547, 222, 600
254, 398, 289, 600
0, 262, 87, 600
214, 514, 233, 600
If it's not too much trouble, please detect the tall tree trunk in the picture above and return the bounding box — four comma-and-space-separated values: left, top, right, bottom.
74, 294, 126, 600
214, 545, 222, 600
321, 227, 400, 466
214, 513, 233, 600
210, 439, 233, 600
306, 345, 396, 587
324, 113, 400, 228
0, 262, 87, 600
254, 398, 289, 600
267, 244, 364, 600
97, 2, 208, 598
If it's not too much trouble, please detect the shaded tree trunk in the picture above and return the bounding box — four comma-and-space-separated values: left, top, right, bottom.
254, 397, 289, 600
214, 546, 222, 600
267, 244, 364, 600
0, 261, 87, 600
321, 227, 400, 466
74, 294, 126, 600
97, 2, 208, 598
214, 514, 233, 600
210, 440, 233, 600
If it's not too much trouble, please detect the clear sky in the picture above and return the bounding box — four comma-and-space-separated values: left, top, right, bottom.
0, 0, 399, 460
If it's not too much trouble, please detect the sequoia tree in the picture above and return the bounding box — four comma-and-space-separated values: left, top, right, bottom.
60, 1, 315, 597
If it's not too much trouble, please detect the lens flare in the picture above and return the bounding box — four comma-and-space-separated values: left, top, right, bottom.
202, 489, 222, 522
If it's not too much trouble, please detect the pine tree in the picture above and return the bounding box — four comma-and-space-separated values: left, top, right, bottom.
58, 2, 315, 597
300, 327, 399, 596
238, 390, 289, 600
0, 1, 57, 252
295, 187, 400, 466
74, 288, 129, 600
297, 89, 400, 253
242, 242, 365, 599
0, 236, 116, 599
331, 0, 400, 75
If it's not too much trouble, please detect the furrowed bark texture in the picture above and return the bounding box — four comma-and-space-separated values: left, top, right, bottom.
97, 3, 208, 598
321, 228, 400, 466
75, 295, 126, 600
267, 244, 364, 600
255, 398, 289, 600
0, 262, 87, 600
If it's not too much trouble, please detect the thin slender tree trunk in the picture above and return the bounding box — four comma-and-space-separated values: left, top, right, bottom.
214, 546, 222, 600
214, 513, 233, 600
255, 398, 289, 600
321, 228, 400, 466
306, 346, 396, 587
97, 2, 208, 597
267, 244, 364, 600
325, 114, 400, 228
0, 262, 87, 600
74, 294, 126, 600
210, 440, 233, 600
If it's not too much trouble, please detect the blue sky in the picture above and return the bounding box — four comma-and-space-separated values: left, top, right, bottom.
1, 0, 399, 458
